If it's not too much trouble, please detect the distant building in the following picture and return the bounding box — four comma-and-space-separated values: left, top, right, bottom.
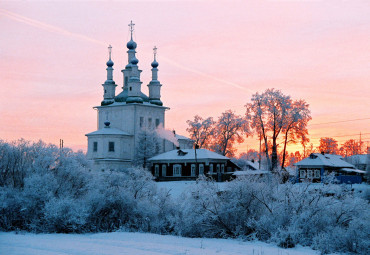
148, 149, 240, 182
345, 154, 367, 171
294, 152, 365, 184
85, 22, 192, 171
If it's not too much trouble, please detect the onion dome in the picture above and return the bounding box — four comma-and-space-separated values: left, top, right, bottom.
106, 59, 114, 67
104, 121, 111, 127
151, 59, 159, 68
131, 57, 139, 65
127, 39, 137, 50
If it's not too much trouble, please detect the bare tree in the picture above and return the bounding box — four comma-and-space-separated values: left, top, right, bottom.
134, 129, 160, 168
246, 89, 291, 171
186, 115, 215, 149
212, 110, 249, 157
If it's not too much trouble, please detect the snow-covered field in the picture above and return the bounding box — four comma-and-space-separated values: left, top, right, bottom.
0, 232, 320, 255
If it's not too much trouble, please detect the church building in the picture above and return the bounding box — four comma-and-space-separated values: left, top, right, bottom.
86, 21, 192, 171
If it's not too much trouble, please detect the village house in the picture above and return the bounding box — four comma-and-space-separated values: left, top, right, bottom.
148, 148, 240, 182
345, 154, 368, 171
294, 152, 365, 184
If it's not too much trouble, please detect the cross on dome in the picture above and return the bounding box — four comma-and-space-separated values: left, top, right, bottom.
153, 46, 157, 60
108, 44, 112, 59
128, 20, 135, 38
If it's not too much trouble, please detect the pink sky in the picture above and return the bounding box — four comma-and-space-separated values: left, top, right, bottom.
0, 1, 369, 154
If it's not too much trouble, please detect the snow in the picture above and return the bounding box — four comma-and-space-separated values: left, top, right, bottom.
0, 232, 320, 255
156, 181, 228, 198
149, 149, 229, 161
85, 127, 131, 136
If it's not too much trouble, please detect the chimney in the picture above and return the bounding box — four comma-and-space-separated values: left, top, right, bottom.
321, 151, 325, 155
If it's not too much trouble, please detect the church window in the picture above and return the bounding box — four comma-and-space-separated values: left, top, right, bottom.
129, 87, 132, 91
93, 142, 98, 152
148, 118, 152, 129
162, 165, 166, 176
154, 165, 159, 177
191, 164, 196, 176
199, 164, 204, 175
209, 164, 213, 173
104, 89, 107, 93
140, 117, 144, 128
109, 142, 115, 152
124, 76, 128, 87
173, 164, 182, 177
155, 118, 160, 128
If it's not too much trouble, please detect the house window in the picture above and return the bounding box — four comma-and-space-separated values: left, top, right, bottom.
162, 165, 166, 176
307, 170, 313, 178
221, 164, 225, 173
155, 118, 160, 128
217, 164, 220, 173
109, 142, 115, 152
210, 164, 213, 173
314, 170, 320, 178
148, 118, 152, 129
199, 164, 204, 175
93, 142, 98, 152
227, 167, 232, 172
173, 164, 182, 177
140, 117, 144, 128
191, 164, 196, 176
300, 170, 306, 178
154, 165, 159, 177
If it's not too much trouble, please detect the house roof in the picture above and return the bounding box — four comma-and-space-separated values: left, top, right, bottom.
294, 153, 355, 168
85, 127, 131, 136
245, 160, 259, 170
149, 149, 230, 161
175, 134, 192, 141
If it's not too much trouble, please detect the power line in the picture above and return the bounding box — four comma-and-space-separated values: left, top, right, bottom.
308, 117, 370, 126
309, 132, 370, 139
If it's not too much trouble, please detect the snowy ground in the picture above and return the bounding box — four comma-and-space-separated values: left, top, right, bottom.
0, 232, 320, 255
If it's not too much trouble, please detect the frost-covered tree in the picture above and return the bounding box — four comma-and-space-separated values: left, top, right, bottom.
211, 110, 249, 157
134, 129, 160, 168
186, 115, 215, 149
280, 99, 311, 168
318, 137, 339, 154
339, 139, 363, 157
246, 89, 291, 171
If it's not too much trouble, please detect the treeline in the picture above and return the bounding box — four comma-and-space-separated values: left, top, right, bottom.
186, 88, 367, 170
0, 140, 369, 254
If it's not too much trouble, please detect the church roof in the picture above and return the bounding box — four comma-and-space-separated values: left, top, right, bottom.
85, 127, 131, 136
115, 89, 150, 103
149, 149, 230, 162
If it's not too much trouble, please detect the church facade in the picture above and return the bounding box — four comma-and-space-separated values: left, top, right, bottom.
86, 22, 192, 171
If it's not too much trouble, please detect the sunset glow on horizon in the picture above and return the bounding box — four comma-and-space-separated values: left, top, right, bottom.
0, 1, 369, 155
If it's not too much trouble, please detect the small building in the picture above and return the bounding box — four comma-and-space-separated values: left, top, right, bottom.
345, 154, 368, 171
148, 149, 240, 182
294, 153, 365, 184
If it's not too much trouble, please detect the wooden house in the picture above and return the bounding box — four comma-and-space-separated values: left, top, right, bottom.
294, 152, 365, 184
148, 149, 240, 181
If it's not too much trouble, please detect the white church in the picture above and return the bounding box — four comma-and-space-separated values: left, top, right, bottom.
86, 21, 193, 171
